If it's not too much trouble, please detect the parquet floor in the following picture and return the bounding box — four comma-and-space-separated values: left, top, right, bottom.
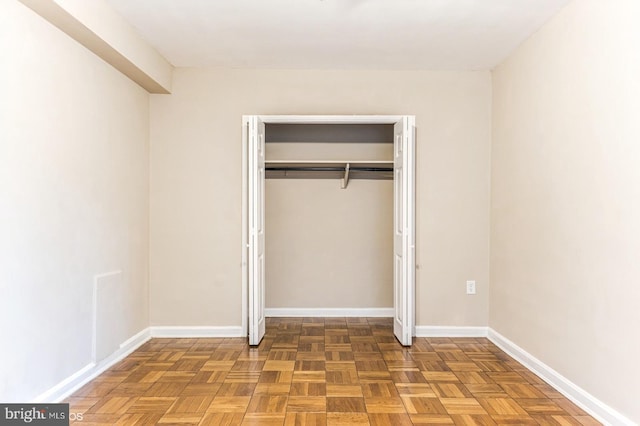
66, 317, 600, 425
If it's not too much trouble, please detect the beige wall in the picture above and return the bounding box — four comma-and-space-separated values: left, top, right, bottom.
266, 178, 393, 309
0, 1, 149, 401
491, 0, 640, 422
266, 141, 393, 309
150, 68, 492, 327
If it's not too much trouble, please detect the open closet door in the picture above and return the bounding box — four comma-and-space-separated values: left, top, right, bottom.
393, 116, 415, 346
247, 116, 266, 345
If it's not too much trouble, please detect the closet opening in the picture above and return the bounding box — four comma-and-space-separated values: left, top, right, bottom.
242, 116, 415, 346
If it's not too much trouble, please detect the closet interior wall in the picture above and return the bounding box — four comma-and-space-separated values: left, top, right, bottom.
264, 124, 394, 311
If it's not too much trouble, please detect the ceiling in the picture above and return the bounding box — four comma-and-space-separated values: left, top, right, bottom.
106, 0, 571, 70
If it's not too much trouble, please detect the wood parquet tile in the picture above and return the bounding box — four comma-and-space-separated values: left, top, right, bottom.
66, 317, 601, 425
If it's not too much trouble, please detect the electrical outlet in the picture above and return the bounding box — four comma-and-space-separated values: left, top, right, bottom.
466, 280, 476, 295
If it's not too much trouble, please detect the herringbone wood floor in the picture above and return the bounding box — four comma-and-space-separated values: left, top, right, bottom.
66, 317, 600, 425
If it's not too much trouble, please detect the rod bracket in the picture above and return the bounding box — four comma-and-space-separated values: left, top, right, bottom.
341, 163, 351, 189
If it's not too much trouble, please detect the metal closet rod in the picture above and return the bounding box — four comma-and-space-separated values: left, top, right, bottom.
265, 166, 393, 172
265, 164, 393, 189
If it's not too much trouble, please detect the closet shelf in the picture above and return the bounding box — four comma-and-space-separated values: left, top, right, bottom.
265, 160, 393, 188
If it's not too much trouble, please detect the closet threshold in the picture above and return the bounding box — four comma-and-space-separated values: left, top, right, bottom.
265, 160, 393, 188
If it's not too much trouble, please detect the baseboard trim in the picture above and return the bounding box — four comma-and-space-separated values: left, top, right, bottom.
415, 326, 488, 337
34, 327, 151, 403
149, 326, 244, 338
488, 328, 634, 426
265, 308, 394, 317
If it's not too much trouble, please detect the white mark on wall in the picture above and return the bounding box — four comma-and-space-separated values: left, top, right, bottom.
92, 271, 125, 363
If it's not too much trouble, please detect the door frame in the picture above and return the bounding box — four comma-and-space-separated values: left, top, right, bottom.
241, 115, 416, 342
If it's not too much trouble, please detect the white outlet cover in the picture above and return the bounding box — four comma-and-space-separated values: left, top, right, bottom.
466, 280, 476, 295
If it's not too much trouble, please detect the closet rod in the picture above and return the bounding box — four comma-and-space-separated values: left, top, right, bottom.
265, 166, 393, 172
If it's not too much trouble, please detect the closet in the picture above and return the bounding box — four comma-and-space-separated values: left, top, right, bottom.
242, 115, 415, 346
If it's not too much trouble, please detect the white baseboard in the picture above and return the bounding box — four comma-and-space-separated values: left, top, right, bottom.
149, 326, 244, 338
265, 308, 394, 317
488, 329, 635, 426
415, 326, 488, 337
34, 327, 151, 403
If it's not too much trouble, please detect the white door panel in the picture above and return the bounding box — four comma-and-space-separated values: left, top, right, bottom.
248, 117, 266, 345
393, 117, 415, 346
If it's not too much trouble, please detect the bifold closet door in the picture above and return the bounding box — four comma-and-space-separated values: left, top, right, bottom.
247, 116, 266, 345
393, 117, 416, 346
245, 115, 414, 347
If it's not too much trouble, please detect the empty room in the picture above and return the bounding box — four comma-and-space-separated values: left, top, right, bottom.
1, 0, 638, 425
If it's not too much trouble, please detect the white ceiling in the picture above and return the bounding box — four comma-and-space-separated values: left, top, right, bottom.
106, 0, 571, 70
